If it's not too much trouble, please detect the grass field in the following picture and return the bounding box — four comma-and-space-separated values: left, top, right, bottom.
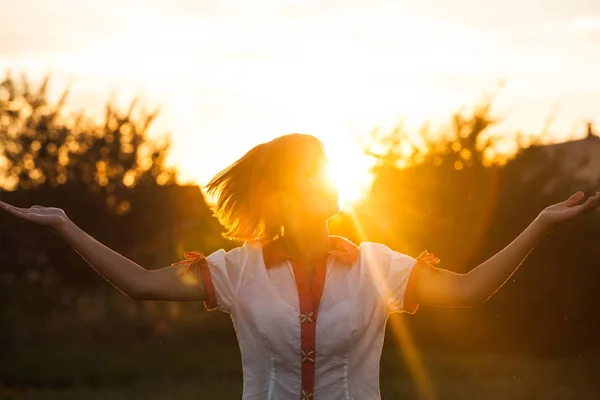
3, 338, 600, 400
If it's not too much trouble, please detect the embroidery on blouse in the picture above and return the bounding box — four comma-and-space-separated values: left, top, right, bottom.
262, 236, 359, 400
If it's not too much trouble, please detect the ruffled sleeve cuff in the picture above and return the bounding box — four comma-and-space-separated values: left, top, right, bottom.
402, 250, 440, 314
171, 251, 218, 311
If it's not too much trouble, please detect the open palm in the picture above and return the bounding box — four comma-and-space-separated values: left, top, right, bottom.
538, 191, 600, 229
0, 201, 68, 229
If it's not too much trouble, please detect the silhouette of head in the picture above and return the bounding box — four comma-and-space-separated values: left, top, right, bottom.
206, 133, 339, 242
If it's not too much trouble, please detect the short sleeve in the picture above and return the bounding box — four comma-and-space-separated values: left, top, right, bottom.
360, 242, 420, 314
202, 243, 249, 313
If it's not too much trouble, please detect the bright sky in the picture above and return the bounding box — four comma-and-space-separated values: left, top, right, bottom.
2, 0, 600, 204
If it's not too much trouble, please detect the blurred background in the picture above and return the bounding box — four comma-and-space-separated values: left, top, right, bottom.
1, 0, 600, 399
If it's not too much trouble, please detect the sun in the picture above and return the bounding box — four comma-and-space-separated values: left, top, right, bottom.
324, 144, 374, 211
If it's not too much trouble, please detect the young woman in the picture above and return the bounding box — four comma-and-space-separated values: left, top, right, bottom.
1, 133, 598, 400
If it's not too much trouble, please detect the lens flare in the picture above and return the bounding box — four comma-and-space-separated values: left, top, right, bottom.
325, 146, 373, 210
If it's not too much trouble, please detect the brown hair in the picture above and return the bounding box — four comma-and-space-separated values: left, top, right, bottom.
205, 133, 325, 242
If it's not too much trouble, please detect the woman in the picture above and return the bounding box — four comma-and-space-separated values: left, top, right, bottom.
1, 133, 598, 400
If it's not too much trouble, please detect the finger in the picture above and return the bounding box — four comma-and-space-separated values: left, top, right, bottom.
0, 201, 20, 214
0, 202, 32, 218
588, 190, 600, 204
581, 195, 597, 211
563, 191, 585, 207
0, 200, 28, 210
590, 193, 600, 211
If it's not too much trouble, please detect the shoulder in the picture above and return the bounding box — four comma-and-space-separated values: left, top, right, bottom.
206, 240, 264, 268
358, 241, 394, 261
357, 241, 417, 270
358, 241, 390, 253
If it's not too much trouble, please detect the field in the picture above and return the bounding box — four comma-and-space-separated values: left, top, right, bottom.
3, 337, 600, 399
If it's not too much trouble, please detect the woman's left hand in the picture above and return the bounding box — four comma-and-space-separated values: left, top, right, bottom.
536, 191, 600, 231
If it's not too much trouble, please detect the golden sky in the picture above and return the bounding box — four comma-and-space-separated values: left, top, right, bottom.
2, 0, 600, 204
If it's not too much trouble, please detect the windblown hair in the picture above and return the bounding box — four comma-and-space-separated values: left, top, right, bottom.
206, 133, 325, 242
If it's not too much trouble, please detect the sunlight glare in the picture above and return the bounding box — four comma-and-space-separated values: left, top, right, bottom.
350, 212, 436, 400
324, 140, 374, 211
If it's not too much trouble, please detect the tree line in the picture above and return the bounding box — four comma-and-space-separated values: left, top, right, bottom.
1, 73, 599, 356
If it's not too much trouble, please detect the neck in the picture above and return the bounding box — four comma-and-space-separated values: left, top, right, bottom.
282, 219, 331, 263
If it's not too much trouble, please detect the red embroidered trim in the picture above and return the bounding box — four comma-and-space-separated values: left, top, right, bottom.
291, 255, 328, 400
171, 251, 218, 310
260, 236, 358, 399
403, 250, 440, 313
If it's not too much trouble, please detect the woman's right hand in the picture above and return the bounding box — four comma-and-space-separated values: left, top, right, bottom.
0, 201, 69, 230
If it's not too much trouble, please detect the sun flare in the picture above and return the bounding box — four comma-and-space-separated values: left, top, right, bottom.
324, 142, 374, 211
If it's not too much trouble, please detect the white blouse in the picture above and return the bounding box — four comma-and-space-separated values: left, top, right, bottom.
178, 236, 437, 400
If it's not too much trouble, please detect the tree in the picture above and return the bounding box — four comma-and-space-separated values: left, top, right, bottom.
349, 99, 600, 354
354, 101, 502, 266
0, 72, 176, 214
0, 73, 229, 345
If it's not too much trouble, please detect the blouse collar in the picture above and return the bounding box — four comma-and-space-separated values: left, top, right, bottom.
262, 235, 359, 268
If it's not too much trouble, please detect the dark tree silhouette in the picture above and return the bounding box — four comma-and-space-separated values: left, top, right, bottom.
343, 100, 600, 355
0, 73, 228, 345
0, 72, 176, 214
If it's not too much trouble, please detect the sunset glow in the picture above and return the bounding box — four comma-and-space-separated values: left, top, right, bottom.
4, 2, 600, 398
2, 0, 600, 202
324, 140, 374, 209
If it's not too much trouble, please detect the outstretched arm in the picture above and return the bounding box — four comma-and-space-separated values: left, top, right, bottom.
412, 191, 600, 307
0, 202, 206, 302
